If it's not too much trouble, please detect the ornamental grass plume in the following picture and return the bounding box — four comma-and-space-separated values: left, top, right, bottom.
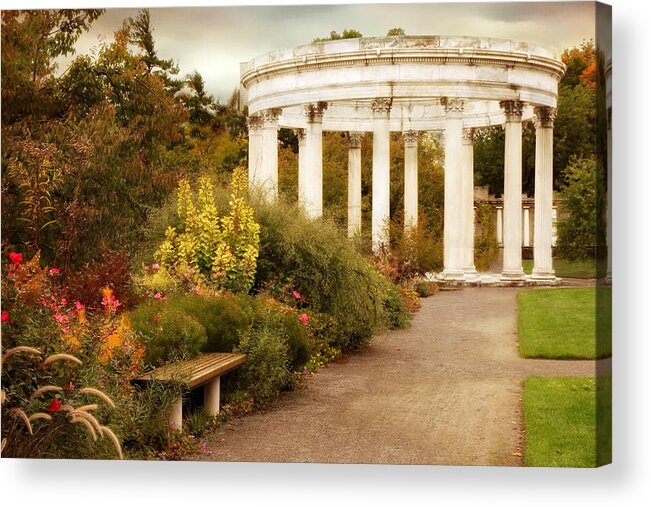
8, 408, 33, 435
43, 353, 82, 366
28, 412, 52, 422
79, 387, 115, 408
1, 346, 41, 366
100, 426, 123, 460
71, 415, 98, 441
70, 409, 103, 435
75, 404, 98, 412
30, 385, 63, 399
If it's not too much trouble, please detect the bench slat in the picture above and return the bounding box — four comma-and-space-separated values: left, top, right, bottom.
136, 352, 246, 388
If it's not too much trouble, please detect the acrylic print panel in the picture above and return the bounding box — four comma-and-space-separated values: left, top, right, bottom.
1, 1, 611, 467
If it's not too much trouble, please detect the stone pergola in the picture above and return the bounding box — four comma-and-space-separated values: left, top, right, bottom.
240, 36, 565, 283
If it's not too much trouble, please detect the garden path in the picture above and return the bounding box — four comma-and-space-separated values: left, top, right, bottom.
191, 287, 610, 465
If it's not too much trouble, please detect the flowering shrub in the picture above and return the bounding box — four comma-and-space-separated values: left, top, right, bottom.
155, 167, 260, 293
1, 250, 144, 459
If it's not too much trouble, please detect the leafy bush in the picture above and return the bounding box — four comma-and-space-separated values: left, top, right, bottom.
63, 249, 141, 311
155, 167, 260, 293
556, 156, 600, 261
126, 303, 207, 366
232, 326, 292, 406
252, 198, 407, 351
474, 203, 499, 271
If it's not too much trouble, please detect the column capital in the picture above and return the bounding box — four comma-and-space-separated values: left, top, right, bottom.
348, 131, 363, 148
500, 100, 525, 122
441, 97, 465, 114
261, 108, 282, 125
304, 101, 328, 123
534, 106, 557, 128
462, 128, 475, 145
247, 114, 264, 131
293, 128, 305, 141
371, 97, 392, 116
403, 130, 419, 146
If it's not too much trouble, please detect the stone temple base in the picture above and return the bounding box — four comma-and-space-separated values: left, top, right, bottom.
428, 272, 562, 287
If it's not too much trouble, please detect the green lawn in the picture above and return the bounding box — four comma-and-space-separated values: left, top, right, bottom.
518, 288, 611, 359
522, 258, 603, 279
523, 376, 612, 467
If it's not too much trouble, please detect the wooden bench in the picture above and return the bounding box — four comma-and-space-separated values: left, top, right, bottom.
135, 352, 246, 431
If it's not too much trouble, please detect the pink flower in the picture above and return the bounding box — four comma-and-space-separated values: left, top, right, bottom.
49, 267, 60, 275
54, 312, 68, 324
153, 292, 163, 300
144, 266, 150, 272
61, 327, 70, 333
9, 252, 22, 265
152, 263, 160, 271
299, 313, 309, 326
74, 301, 85, 311
1, 311, 9, 323
292, 291, 301, 300
60, 298, 68, 306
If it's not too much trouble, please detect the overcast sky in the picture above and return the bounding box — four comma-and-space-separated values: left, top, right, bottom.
33, 1, 597, 102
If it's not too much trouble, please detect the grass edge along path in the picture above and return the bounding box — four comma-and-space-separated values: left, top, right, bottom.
523, 376, 612, 467
518, 287, 612, 359
522, 258, 602, 279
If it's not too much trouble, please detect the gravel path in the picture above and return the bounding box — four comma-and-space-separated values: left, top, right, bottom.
191, 287, 609, 465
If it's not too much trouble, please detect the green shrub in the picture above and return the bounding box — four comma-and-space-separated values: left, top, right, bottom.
232, 326, 292, 406
252, 198, 405, 351
475, 202, 499, 271
556, 156, 601, 261
128, 304, 207, 366
383, 282, 411, 330
253, 297, 312, 371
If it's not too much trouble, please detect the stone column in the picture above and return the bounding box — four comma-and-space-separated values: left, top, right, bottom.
531, 106, 557, 280
462, 128, 478, 278
403, 130, 419, 232
247, 115, 263, 191
496, 206, 503, 245
300, 102, 327, 219
260, 108, 281, 200
371, 98, 392, 251
347, 132, 363, 238
499, 100, 525, 281
440, 98, 465, 280
523, 206, 531, 247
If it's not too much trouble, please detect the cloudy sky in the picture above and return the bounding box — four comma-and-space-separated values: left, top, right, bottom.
18, 1, 598, 102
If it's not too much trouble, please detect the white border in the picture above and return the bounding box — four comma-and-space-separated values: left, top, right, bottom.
1, 1, 649, 506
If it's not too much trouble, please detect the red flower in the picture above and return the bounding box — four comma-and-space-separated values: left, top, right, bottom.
49, 268, 60, 275
54, 312, 68, 324
1, 311, 9, 323
60, 298, 68, 306
9, 252, 22, 265
153, 315, 159, 323
299, 313, 309, 326
48, 399, 62, 413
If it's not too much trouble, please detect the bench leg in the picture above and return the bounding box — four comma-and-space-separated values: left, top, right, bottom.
169, 395, 183, 432
204, 376, 221, 416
